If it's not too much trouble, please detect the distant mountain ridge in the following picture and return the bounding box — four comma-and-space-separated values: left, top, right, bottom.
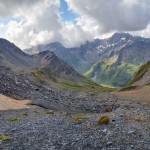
0, 38, 91, 86
85, 33, 150, 86
0, 38, 34, 67
25, 33, 150, 87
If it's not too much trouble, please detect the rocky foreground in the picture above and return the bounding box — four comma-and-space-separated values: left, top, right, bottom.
0, 99, 149, 150
0, 66, 150, 150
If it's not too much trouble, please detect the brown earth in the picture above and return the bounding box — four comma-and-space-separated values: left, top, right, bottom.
0, 94, 31, 110
114, 85, 150, 105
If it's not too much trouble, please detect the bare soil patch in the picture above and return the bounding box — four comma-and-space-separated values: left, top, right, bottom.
0, 94, 31, 110
115, 85, 150, 105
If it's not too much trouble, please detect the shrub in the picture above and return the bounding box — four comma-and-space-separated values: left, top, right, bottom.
0, 135, 10, 141
129, 115, 145, 122
9, 117, 19, 122
32, 71, 42, 81
21, 113, 28, 117
97, 116, 110, 125
135, 118, 144, 122
90, 93, 96, 96
72, 114, 85, 122
44, 109, 54, 115
91, 86, 96, 89
102, 108, 111, 113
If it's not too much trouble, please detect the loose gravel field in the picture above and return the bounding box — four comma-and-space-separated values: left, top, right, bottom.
0, 66, 150, 150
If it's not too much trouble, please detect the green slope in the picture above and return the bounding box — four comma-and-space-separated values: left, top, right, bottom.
125, 61, 150, 86
84, 56, 141, 87
84, 40, 150, 87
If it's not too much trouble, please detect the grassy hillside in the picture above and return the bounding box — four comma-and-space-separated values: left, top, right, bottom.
125, 61, 150, 86
22, 68, 116, 91
84, 56, 141, 87
84, 40, 150, 87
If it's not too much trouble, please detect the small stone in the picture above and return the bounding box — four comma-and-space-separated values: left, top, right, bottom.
128, 130, 135, 135
120, 114, 123, 117
112, 118, 116, 122
106, 142, 112, 146
131, 145, 134, 148
102, 129, 107, 133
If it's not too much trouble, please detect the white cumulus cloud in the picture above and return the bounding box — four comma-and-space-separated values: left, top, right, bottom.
0, 0, 150, 49
66, 0, 150, 32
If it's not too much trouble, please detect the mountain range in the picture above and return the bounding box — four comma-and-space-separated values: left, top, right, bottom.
0, 38, 94, 88
25, 33, 150, 87
0, 34, 150, 150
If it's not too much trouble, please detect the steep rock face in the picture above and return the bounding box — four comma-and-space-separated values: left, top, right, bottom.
25, 42, 90, 74
34, 51, 85, 80
0, 38, 34, 67
0, 38, 87, 83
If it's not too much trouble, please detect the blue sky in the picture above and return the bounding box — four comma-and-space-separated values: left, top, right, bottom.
0, 0, 76, 24
59, 0, 77, 21
0, 17, 12, 24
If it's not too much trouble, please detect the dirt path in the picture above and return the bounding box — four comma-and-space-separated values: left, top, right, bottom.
0, 94, 31, 110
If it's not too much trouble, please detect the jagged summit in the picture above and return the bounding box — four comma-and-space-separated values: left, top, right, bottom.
0, 38, 33, 67
24, 42, 64, 55
111, 32, 133, 38
24, 33, 150, 87
0, 38, 90, 85
46, 42, 64, 49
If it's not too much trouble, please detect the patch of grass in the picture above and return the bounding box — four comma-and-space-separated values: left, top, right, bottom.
21, 113, 28, 117
134, 116, 145, 122
32, 71, 42, 82
119, 85, 138, 91
72, 114, 85, 122
102, 108, 111, 113
0, 135, 10, 141
100, 84, 117, 91
9, 117, 19, 122
90, 93, 97, 96
59, 79, 99, 90
33, 110, 38, 113
97, 116, 110, 125
83, 125, 90, 129
38, 68, 58, 83
60, 81, 83, 89
61, 81, 116, 91
124, 61, 150, 87
146, 83, 150, 86
128, 114, 145, 122
135, 118, 144, 122
44, 109, 54, 115
84, 58, 140, 87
